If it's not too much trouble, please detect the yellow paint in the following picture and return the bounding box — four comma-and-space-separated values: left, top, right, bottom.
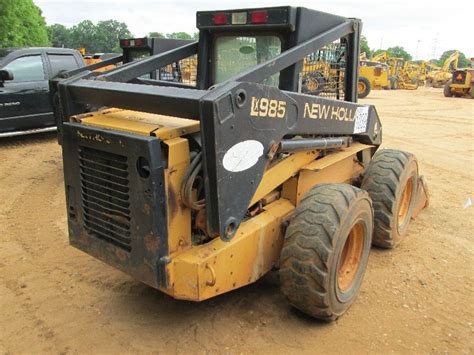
163, 138, 192, 255
79, 108, 200, 139
250, 150, 318, 206
163, 198, 294, 301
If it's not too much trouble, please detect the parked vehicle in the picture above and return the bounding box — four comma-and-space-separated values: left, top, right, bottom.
0, 48, 84, 137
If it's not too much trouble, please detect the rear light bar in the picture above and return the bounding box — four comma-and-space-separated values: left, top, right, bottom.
120, 38, 147, 48
197, 6, 295, 30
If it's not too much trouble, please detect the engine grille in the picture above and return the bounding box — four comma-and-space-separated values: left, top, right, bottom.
79, 146, 132, 251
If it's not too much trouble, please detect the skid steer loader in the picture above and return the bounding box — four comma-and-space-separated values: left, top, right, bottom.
56, 6, 429, 321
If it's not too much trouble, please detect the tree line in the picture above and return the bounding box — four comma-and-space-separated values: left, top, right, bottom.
0, 0, 469, 67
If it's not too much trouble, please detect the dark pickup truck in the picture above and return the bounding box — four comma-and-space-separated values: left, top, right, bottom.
0, 47, 85, 137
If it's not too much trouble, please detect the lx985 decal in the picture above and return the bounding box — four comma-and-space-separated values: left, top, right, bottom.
250, 97, 286, 119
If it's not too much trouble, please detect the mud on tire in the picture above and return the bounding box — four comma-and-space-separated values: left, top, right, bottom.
280, 184, 373, 321
361, 149, 419, 248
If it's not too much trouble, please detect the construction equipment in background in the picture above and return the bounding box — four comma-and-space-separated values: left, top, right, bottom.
385, 57, 419, 90
444, 68, 474, 98
368, 51, 418, 90
426, 51, 459, 87
55, 6, 429, 321
371, 51, 388, 62
357, 59, 391, 98
301, 43, 345, 97
76, 48, 118, 72
418, 61, 440, 86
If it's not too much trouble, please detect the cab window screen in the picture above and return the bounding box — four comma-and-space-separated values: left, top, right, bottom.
128, 49, 150, 62
214, 35, 281, 86
3, 55, 45, 82
128, 49, 151, 79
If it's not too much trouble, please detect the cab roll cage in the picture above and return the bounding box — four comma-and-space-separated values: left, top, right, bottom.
57, 7, 378, 241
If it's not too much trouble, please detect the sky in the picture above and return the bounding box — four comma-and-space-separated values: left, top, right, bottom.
35, 0, 473, 60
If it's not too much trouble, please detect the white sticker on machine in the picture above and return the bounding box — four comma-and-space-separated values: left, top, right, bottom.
223, 140, 264, 172
353, 106, 369, 134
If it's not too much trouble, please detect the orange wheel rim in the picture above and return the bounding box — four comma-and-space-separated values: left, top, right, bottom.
358, 82, 365, 93
307, 79, 318, 91
398, 178, 414, 229
337, 222, 364, 292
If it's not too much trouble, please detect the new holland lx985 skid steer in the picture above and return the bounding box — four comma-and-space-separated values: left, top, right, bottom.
56, 6, 429, 321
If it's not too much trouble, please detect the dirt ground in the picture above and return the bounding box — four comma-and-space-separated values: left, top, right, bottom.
0, 87, 473, 354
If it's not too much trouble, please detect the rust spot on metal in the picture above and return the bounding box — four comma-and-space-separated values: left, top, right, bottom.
167, 184, 178, 221
195, 208, 207, 233
143, 203, 151, 216
115, 248, 128, 262
144, 234, 158, 252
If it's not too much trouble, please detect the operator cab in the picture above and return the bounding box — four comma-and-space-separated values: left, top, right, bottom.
190, 6, 359, 100
120, 37, 193, 81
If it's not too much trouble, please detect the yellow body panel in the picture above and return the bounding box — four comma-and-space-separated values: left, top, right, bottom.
80, 111, 375, 301
250, 150, 318, 206
163, 198, 294, 301
77, 108, 200, 139
359, 65, 389, 89
163, 138, 192, 255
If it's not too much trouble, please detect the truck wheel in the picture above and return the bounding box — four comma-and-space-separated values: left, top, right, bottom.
280, 184, 373, 321
425, 78, 432, 87
390, 78, 398, 90
443, 81, 453, 97
361, 149, 418, 248
357, 77, 371, 98
302, 72, 326, 95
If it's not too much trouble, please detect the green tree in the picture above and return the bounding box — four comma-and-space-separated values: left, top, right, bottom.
95, 20, 132, 52
0, 0, 50, 47
67, 19, 131, 53
148, 32, 165, 38
371, 49, 386, 58
47, 24, 70, 48
360, 35, 371, 57
437, 50, 468, 69
166, 32, 192, 40
386, 46, 412, 61
69, 20, 96, 51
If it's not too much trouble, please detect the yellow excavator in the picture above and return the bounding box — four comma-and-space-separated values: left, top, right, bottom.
418, 61, 439, 86
426, 51, 459, 88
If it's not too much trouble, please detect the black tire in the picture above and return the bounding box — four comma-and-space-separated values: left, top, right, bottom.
443, 81, 453, 97
302, 71, 326, 95
390, 77, 398, 90
280, 184, 373, 321
361, 149, 419, 248
357, 76, 371, 98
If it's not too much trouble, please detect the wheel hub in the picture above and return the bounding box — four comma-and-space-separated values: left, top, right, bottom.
337, 222, 364, 292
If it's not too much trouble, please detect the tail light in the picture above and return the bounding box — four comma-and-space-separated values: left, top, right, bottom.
250, 10, 268, 24
213, 13, 228, 25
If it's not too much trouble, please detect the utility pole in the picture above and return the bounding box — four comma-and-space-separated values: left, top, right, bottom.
432, 33, 439, 59
415, 40, 421, 60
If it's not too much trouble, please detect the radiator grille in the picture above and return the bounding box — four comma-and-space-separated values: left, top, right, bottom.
79, 146, 132, 251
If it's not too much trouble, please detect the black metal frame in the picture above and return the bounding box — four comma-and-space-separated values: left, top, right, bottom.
59, 6, 380, 247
